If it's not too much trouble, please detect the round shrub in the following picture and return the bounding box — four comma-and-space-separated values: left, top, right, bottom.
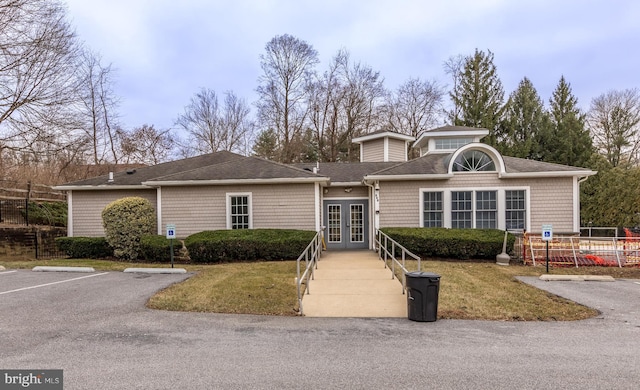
102, 197, 156, 260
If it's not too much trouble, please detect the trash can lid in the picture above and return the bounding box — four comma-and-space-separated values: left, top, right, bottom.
406, 271, 440, 278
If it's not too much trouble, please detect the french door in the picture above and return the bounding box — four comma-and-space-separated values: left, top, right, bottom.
324, 199, 369, 250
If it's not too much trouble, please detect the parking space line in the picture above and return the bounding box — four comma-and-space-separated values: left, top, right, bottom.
0, 270, 18, 275
0, 272, 109, 295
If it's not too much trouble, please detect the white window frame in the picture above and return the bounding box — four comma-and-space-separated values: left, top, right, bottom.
422, 191, 444, 227
505, 189, 527, 231
226, 192, 253, 229
419, 187, 530, 231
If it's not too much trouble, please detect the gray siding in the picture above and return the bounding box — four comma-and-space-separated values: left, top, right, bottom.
361, 138, 384, 162
160, 183, 317, 238
71, 189, 157, 237
387, 138, 406, 162
378, 174, 576, 232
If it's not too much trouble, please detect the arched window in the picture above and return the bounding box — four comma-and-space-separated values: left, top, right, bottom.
452, 150, 496, 172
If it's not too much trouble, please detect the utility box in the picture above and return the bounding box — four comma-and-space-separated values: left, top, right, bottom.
406, 271, 441, 322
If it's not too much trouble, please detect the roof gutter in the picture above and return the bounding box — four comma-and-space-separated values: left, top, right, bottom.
363, 174, 453, 183
142, 177, 331, 187
498, 170, 597, 179
53, 184, 152, 191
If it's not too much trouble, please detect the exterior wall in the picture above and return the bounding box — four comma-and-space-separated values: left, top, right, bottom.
324, 186, 368, 198
378, 174, 577, 233
361, 138, 385, 162
160, 183, 317, 238
71, 189, 157, 237
387, 138, 407, 162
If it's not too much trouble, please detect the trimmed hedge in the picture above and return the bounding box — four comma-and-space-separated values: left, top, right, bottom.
55, 236, 113, 259
185, 229, 316, 263
139, 235, 181, 263
381, 227, 515, 260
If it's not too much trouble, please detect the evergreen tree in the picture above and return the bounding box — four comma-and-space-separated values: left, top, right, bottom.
540, 76, 593, 167
580, 156, 640, 227
498, 77, 547, 159
252, 128, 280, 160
448, 49, 505, 145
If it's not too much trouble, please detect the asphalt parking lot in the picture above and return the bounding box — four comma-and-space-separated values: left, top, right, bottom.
1, 269, 640, 389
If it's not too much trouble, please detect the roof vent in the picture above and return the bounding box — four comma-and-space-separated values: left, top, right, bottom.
108, 172, 114, 183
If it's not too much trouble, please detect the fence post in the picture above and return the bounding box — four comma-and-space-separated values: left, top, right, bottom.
25, 181, 31, 226
34, 229, 39, 259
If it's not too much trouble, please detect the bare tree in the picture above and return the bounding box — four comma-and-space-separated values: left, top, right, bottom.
443, 54, 465, 122
588, 88, 640, 167
308, 50, 344, 162
78, 49, 121, 164
0, 0, 82, 157
337, 51, 387, 160
119, 125, 175, 165
256, 34, 319, 163
176, 88, 252, 156
308, 49, 387, 162
384, 77, 445, 140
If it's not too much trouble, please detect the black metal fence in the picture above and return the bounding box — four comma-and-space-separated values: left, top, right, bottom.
33, 228, 68, 259
0, 199, 28, 225
0, 226, 67, 259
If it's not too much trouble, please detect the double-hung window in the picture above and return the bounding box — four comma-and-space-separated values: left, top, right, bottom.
476, 191, 497, 229
227, 193, 252, 229
423, 192, 443, 227
451, 191, 472, 229
505, 190, 526, 230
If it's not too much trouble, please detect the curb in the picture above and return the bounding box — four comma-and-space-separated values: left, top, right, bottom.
539, 274, 615, 282
32, 266, 96, 273
123, 268, 187, 274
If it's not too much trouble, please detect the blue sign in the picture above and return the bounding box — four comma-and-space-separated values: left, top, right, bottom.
541, 224, 553, 242
166, 224, 176, 239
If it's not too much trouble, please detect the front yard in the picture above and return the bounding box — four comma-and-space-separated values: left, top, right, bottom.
3, 256, 639, 320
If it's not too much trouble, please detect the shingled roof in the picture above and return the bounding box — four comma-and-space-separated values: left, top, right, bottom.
147, 156, 328, 184
293, 162, 398, 183
364, 152, 594, 178
56, 151, 329, 189
56, 147, 595, 190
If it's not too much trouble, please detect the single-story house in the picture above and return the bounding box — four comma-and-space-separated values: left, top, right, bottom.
55, 126, 596, 250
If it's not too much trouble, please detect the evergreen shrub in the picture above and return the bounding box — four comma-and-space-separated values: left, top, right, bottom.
101, 197, 156, 260
380, 227, 515, 260
55, 236, 113, 258
139, 235, 181, 262
185, 229, 316, 263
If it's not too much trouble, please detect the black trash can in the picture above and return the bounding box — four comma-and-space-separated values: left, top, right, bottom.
406, 271, 440, 322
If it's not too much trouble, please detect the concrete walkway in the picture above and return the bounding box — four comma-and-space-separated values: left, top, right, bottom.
301, 250, 408, 317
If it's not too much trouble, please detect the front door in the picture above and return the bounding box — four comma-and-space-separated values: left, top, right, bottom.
324, 199, 369, 250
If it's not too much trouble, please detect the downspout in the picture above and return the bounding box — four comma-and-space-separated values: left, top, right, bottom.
575, 176, 589, 233
363, 179, 380, 250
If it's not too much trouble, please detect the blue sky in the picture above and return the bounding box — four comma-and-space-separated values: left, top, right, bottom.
65, 0, 640, 133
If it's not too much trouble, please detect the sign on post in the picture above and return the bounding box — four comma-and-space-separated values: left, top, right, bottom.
166, 224, 176, 239
541, 224, 553, 242
541, 224, 553, 273
166, 224, 176, 268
